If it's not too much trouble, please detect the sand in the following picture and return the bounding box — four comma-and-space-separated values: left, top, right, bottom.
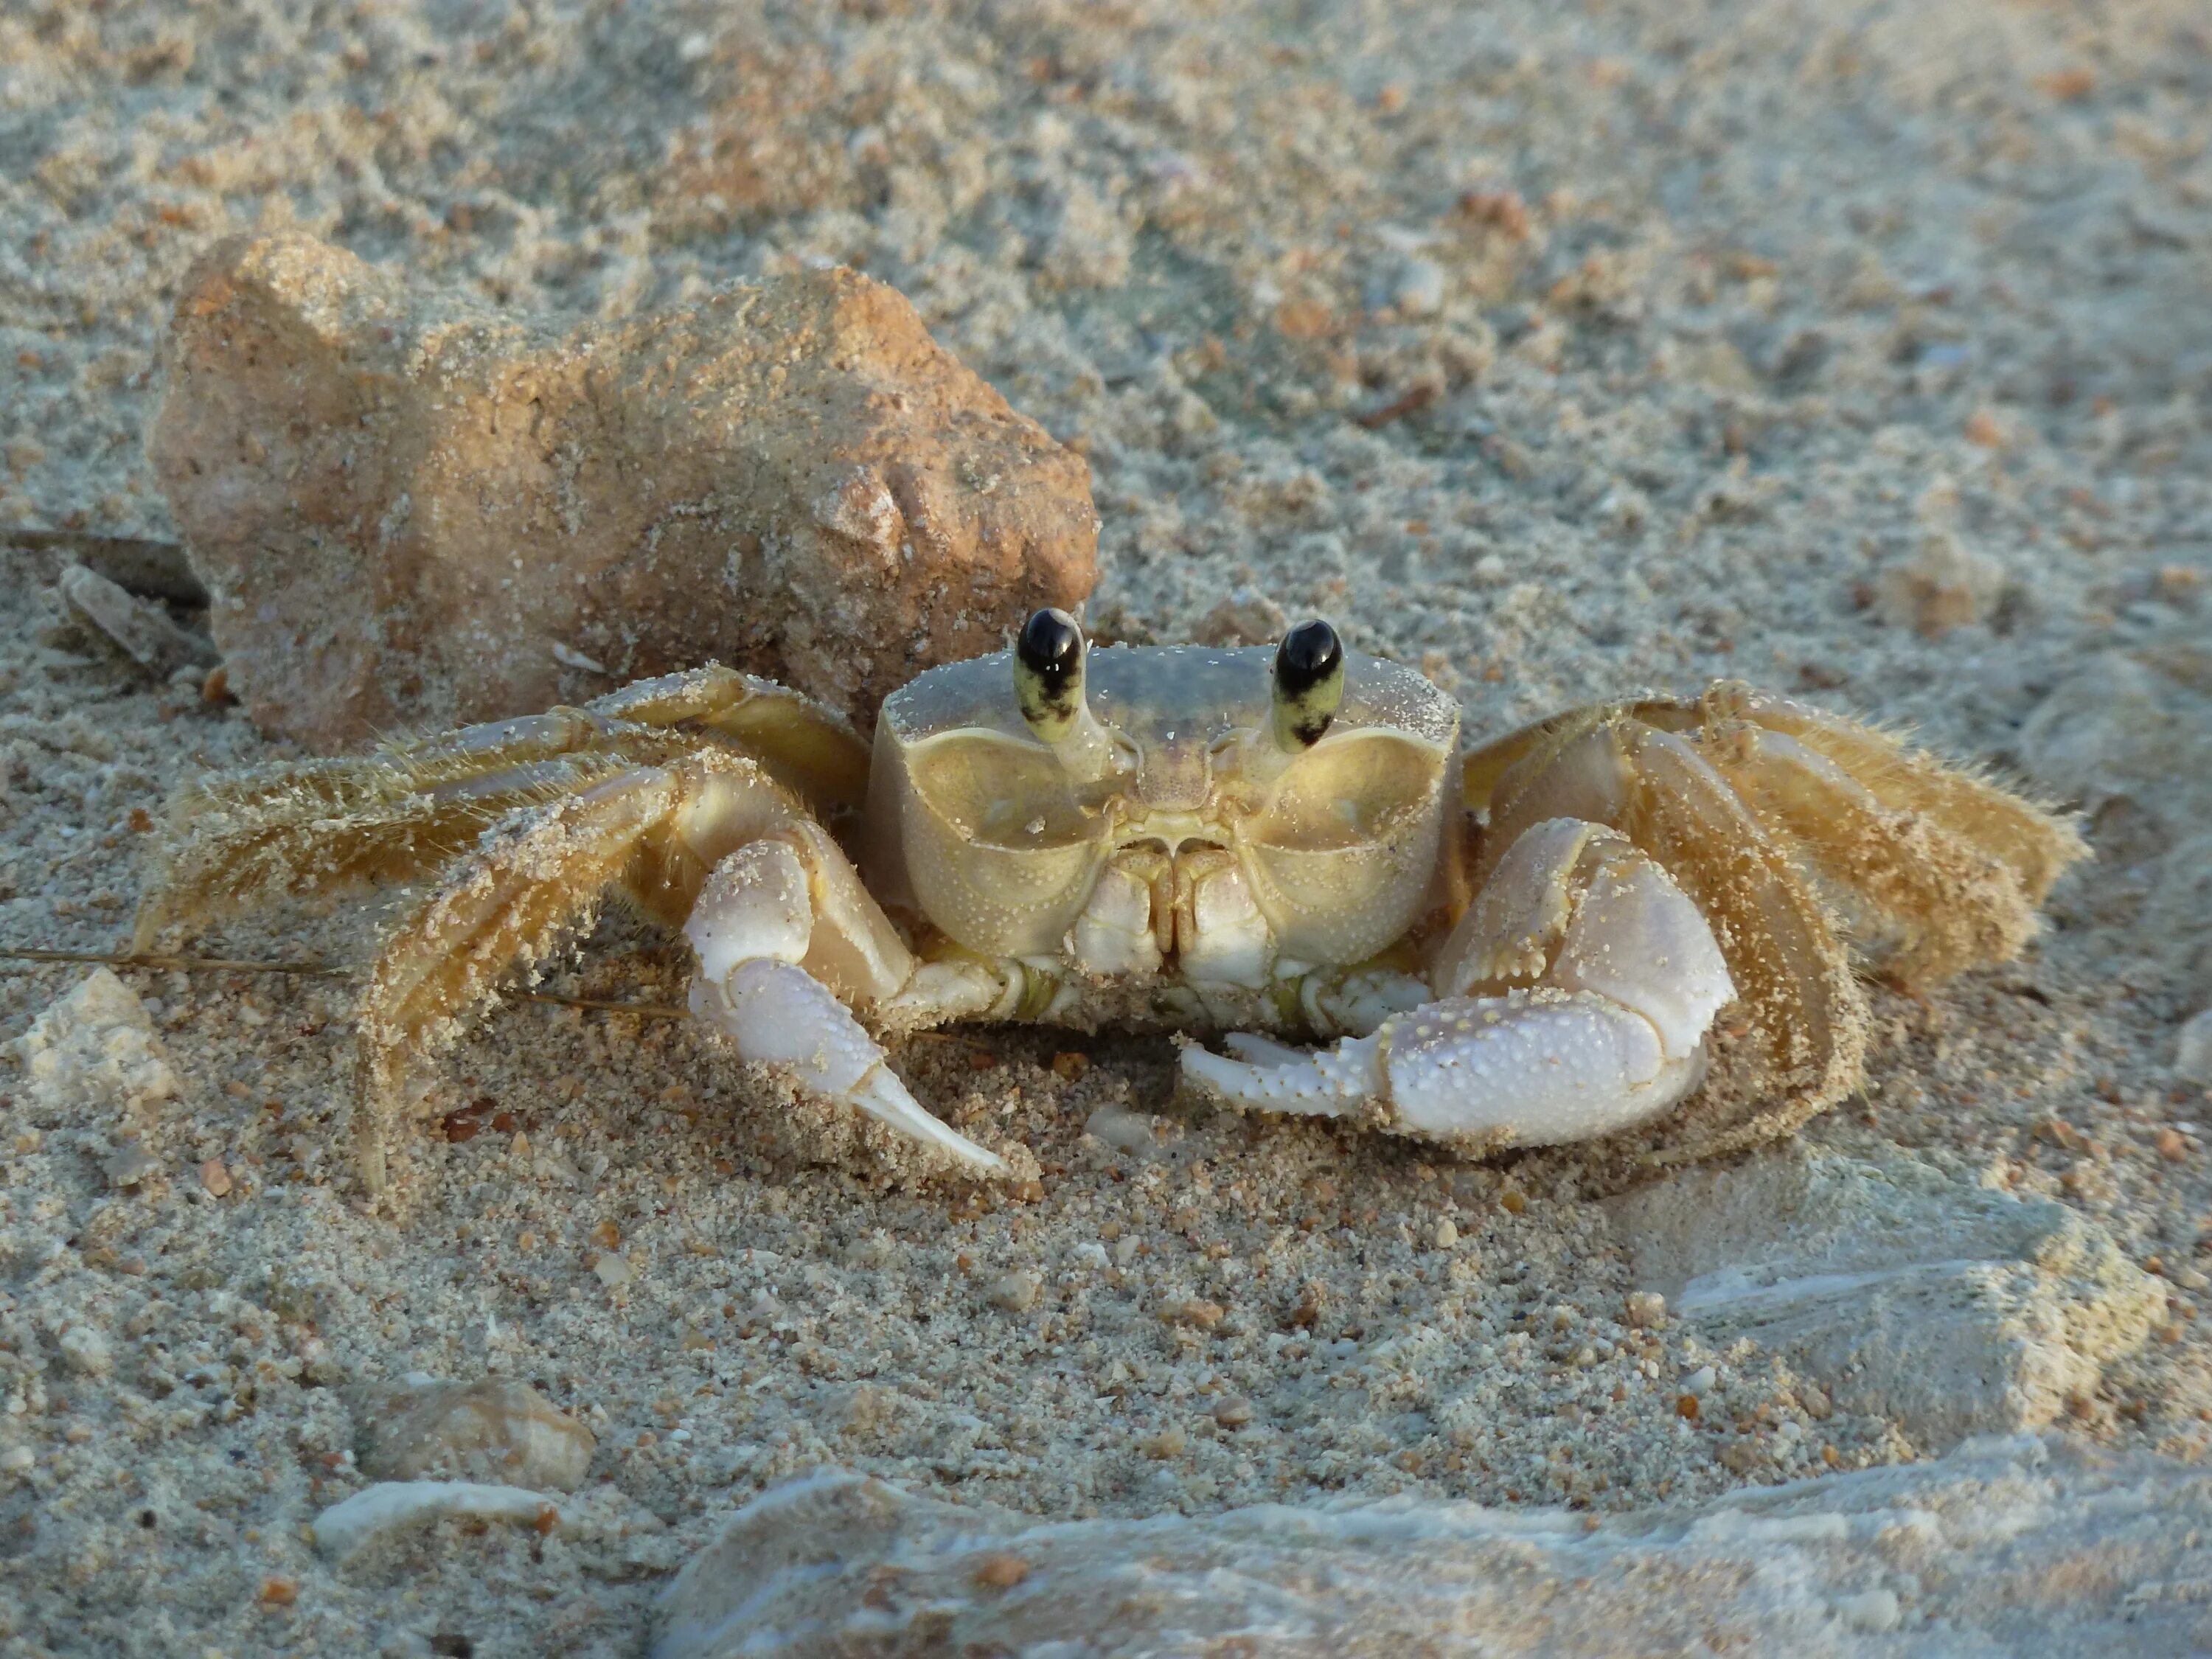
2, 1, 2209, 1654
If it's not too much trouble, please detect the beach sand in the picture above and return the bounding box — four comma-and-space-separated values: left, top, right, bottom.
2, 2, 2209, 1652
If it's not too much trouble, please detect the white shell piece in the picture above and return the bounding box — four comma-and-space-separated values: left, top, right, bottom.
685, 841, 812, 984
1551, 855, 1735, 1060
693, 961, 1005, 1172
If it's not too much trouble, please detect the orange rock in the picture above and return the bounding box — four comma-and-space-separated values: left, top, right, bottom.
153, 234, 1096, 748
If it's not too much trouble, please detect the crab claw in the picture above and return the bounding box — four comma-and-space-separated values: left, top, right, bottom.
1184, 988, 1710, 1145
1181, 818, 1737, 1148
694, 961, 1008, 1174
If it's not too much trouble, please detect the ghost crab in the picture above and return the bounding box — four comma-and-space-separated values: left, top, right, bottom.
137, 610, 2083, 1192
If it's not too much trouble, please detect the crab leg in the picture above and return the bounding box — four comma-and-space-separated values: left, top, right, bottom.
1180, 821, 1736, 1148
685, 828, 1009, 1175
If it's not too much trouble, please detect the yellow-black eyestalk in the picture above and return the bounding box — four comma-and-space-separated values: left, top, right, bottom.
1271, 618, 1345, 750
1015, 608, 1086, 742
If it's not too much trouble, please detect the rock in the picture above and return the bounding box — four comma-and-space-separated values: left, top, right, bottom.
1607, 1147, 2163, 1447
152, 233, 1098, 748
9, 969, 181, 1123
653, 1441, 2212, 1658
357, 1377, 597, 1493
53, 563, 217, 678
982, 1271, 1040, 1313
101, 1143, 159, 1189
1874, 528, 2006, 634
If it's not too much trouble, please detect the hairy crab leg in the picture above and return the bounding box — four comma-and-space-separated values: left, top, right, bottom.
352, 765, 692, 1194
685, 828, 1008, 1175
1181, 821, 1736, 1149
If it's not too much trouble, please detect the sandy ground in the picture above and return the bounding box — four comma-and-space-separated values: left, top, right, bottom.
2, 1, 2211, 1654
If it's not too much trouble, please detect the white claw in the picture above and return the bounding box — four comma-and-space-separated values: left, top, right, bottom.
693, 959, 1007, 1174
1183, 823, 1736, 1149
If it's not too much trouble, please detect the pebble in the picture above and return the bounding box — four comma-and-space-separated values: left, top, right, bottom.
594, 1252, 636, 1290
101, 1144, 159, 1189
358, 1378, 597, 1492
984, 1272, 1040, 1313
1626, 1291, 1667, 1328
199, 1158, 231, 1198
1212, 1397, 1254, 1429
10, 969, 181, 1121
1432, 1218, 1458, 1250
1163, 1298, 1225, 1330
57, 1326, 111, 1377
1394, 257, 1447, 318
1682, 1366, 1717, 1397
1140, 1425, 1189, 1460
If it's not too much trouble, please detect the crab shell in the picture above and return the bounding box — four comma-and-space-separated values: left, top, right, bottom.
860, 644, 1464, 975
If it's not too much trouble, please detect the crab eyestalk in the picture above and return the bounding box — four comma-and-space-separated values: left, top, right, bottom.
1015, 608, 1117, 781
1271, 619, 1346, 752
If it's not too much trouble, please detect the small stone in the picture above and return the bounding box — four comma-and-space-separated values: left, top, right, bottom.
358, 1379, 597, 1493
1432, 1218, 1459, 1250
199, 1158, 232, 1198
153, 234, 1096, 748
1211, 1396, 1253, 1429
58, 1326, 111, 1377
1068, 1242, 1110, 1271
1139, 1425, 1188, 1459
102, 1144, 159, 1189
2157, 1127, 2190, 1162
1676, 1394, 1702, 1422
1626, 1290, 1667, 1328
985, 1271, 1040, 1313
11, 969, 181, 1121
1163, 1298, 1225, 1331
0, 1446, 32, 1475
1801, 1382, 1833, 1422
1716, 1439, 1760, 1475
259, 1577, 298, 1607
1394, 257, 1447, 319
1500, 1189, 1528, 1216
1084, 1103, 1161, 1157
1050, 1052, 1090, 1082
1683, 1366, 1717, 1397
1875, 529, 2006, 636
594, 1252, 636, 1290
968, 1552, 1032, 1589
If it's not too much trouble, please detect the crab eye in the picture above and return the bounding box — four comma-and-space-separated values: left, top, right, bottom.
1272, 618, 1345, 749
1015, 608, 1086, 743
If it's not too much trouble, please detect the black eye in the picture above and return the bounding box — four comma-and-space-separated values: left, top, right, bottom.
1272, 619, 1346, 749
1018, 608, 1082, 684
1275, 619, 1342, 697
1015, 608, 1086, 742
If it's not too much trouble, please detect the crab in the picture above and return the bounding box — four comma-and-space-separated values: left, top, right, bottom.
136, 609, 2084, 1193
